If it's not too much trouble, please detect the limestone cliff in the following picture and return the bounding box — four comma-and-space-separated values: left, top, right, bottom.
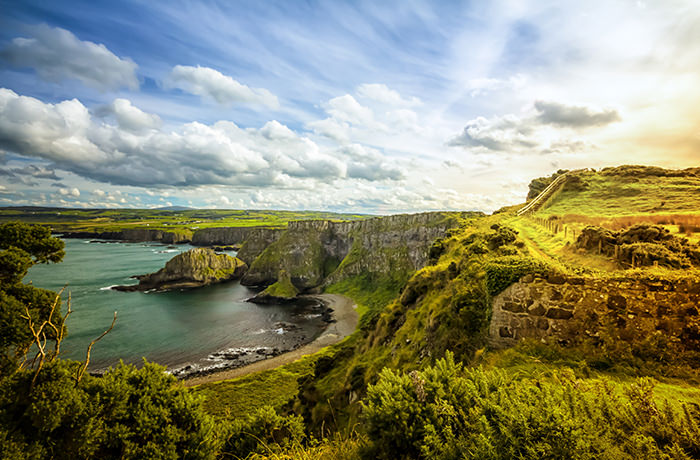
114, 248, 247, 292
241, 212, 463, 291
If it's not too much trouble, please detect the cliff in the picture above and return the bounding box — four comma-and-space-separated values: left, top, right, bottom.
61, 228, 191, 244
240, 212, 464, 291
190, 226, 282, 248
114, 248, 247, 291
223, 228, 283, 265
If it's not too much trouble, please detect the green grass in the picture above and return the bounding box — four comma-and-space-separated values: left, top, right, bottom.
0, 207, 371, 233
537, 170, 700, 218
192, 355, 317, 419
262, 270, 299, 299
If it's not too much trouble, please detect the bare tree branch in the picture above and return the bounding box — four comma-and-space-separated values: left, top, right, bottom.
76, 311, 117, 383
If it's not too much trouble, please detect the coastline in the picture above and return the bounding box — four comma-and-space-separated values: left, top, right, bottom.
181, 293, 358, 387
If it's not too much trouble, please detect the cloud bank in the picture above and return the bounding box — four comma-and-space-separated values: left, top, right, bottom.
0, 25, 138, 91
0, 88, 402, 189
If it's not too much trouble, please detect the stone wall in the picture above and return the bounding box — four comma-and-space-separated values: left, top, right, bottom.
489, 274, 700, 351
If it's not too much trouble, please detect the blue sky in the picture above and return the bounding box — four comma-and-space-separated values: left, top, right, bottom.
1, 0, 699, 212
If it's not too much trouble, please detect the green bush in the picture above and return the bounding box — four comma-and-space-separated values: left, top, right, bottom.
222, 406, 306, 458
484, 256, 550, 296
0, 360, 218, 459
363, 352, 700, 460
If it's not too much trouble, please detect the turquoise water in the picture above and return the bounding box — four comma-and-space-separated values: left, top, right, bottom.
25, 239, 325, 375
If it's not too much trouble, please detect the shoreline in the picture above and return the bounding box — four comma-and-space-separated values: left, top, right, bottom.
181, 293, 358, 387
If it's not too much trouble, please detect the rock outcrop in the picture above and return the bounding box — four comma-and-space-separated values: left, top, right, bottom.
249, 269, 299, 304
241, 212, 464, 291
114, 248, 247, 292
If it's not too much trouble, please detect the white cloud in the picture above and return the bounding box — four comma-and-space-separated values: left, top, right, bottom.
356, 83, 421, 107
0, 25, 138, 91
449, 100, 620, 154
0, 89, 403, 189
326, 95, 375, 126
166, 65, 279, 108
58, 187, 80, 197
107, 99, 161, 132
467, 74, 527, 97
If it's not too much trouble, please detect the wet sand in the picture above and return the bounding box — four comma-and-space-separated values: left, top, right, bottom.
182, 293, 358, 387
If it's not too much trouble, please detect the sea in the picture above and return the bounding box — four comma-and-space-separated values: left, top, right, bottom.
25, 238, 327, 377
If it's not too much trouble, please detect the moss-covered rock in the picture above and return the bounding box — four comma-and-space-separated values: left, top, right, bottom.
114, 248, 247, 291
250, 269, 299, 303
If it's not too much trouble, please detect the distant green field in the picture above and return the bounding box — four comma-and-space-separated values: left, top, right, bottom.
0, 207, 371, 232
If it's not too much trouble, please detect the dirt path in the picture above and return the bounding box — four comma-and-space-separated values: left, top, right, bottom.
182, 294, 358, 387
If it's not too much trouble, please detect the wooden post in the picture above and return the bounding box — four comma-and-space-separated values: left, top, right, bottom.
564, 226, 568, 238
614, 244, 619, 260
598, 239, 602, 254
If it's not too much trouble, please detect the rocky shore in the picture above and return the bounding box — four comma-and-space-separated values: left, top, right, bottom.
181, 294, 357, 386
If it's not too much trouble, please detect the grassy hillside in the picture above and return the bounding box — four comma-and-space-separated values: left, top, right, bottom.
0, 207, 370, 232
536, 166, 700, 218
189, 166, 700, 459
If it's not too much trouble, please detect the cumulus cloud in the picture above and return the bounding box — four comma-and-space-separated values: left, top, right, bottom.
448, 115, 537, 152
0, 89, 403, 189
338, 144, 405, 181
326, 95, 375, 126
58, 187, 80, 197
0, 25, 138, 91
449, 100, 621, 154
534, 100, 621, 127
166, 65, 279, 108
96, 99, 161, 132
356, 83, 421, 107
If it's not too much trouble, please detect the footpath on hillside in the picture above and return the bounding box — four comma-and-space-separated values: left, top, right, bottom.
182, 294, 358, 387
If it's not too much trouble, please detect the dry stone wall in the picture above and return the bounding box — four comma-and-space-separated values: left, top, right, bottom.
489, 274, 700, 351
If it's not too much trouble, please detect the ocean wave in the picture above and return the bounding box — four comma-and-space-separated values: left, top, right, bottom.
99, 285, 119, 291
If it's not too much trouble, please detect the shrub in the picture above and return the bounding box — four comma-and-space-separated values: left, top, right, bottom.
363, 352, 700, 460
484, 256, 550, 296
222, 406, 306, 458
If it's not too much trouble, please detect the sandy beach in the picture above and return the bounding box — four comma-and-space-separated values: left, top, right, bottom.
182, 293, 358, 387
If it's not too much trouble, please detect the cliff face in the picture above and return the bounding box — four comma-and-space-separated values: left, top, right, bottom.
235, 228, 284, 265
61, 229, 191, 244
190, 226, 282, 248
241, 212, 462, 290
115, 248, 247, 291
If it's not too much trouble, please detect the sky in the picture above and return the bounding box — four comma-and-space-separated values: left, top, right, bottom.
0, 0, 698, 214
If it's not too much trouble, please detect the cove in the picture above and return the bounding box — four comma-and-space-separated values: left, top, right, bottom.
26, 238, 327, 376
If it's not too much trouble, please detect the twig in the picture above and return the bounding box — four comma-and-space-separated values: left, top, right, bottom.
76, 311, 117, 383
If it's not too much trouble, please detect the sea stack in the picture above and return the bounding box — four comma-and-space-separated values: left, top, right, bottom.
114, 248, 247, 292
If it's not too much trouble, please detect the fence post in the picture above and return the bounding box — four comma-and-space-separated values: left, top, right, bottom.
598, 239, 602, 254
